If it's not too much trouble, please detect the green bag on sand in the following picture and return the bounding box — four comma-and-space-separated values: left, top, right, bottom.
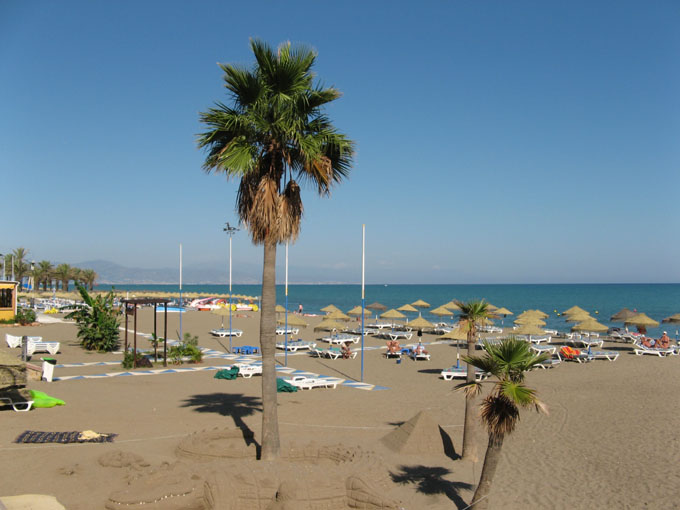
276, 378, 298, 393
214, 367, 239, 380
29, 390, 66, 408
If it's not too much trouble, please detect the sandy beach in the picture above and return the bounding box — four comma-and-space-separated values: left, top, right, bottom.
1, 309, 679, 509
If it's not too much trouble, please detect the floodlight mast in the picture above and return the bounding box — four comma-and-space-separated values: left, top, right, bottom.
223, 223, 240, 352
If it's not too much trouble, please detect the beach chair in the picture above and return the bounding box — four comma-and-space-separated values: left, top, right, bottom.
559, 346, 592, 363
0, 389, 34, 412
309, 347, 325, 358
233, 363, 262, 378
531, 344, 557, 356
408, 345, 431, 361
440, 366, 488, 381
533, 356, 561, 369
287, 376, 338, 390
5, 334, 24, 348
26, 340, 60, 356
210, 328, 243, 338
588, 351, 620, 361
275, 340, 316, 352
632, 341, 675, 357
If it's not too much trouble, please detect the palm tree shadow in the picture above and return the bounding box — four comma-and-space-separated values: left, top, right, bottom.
181, 393, 262, 456
390, 465, 472, 509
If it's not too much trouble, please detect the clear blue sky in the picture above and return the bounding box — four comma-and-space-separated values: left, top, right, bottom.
1, 0, 678, 284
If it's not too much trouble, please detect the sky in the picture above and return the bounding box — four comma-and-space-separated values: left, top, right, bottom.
1, 0, 678, 284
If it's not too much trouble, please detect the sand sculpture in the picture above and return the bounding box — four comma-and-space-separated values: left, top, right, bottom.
104, 428, 402, 510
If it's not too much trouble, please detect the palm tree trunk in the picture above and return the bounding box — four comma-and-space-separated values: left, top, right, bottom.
462, 336, 479, 461
259, 240, 280, 460
470, 434, 504, 509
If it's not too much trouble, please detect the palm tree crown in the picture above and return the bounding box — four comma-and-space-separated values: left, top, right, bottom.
198, 39, 355, 244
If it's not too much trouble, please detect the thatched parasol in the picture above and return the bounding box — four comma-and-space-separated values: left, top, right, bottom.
313, 319, 346, 332
321, 304, 341, 314
571, 319, 608, 333
662, 313, 680, 324
494, 307, 513, 316
564, 311, 592, 322
442, 300, 461, 311
485, 303, 499, 312
397, 304, 418, 313
430, 306, 454, 317
563, 305, 588, 316
513, 316, 546, 326
513, 324, 546, 336
411, 299, 431, 308
275, 305, 287, 313
347, 306, 363, 316
406, 316, 434, 329
366, 302, 387, 311
381, 309, 406, 320
326, 310, 351, 321
610, 308, 637, 322
278, 315, 308, 328
624, 313, 659, 327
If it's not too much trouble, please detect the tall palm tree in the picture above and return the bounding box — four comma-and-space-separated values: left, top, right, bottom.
463, 338, 548, 509
81, 269, 98, 290
34, 260, 54, 291
12, 247, 29, 289
54, 263, 72, 291
197, 39, 354, 460
455, 300, 493, 461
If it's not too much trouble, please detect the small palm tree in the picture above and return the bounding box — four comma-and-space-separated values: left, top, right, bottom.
12, 247, 29, 289
462, 338, 548, 509
35, 261, 54, 291
54, 263, 72, 291
80, 269, 97, 290
198, 39, 355, 460
455, 300, 493, 461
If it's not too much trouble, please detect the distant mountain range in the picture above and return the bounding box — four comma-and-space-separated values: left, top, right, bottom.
76, 260, 260, 285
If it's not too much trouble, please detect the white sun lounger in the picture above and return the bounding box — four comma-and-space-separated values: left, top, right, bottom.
5, 334, 24, 348
26, 340, 60, 356
378, 331, 413, 341
588, 350, 620, 361
275, 340, 316, 352
366, 321, 393, 330
287, 375, 338, 390
210, 328, 243, 338
440, 366, 488, 381
0, 394, 34, 412
531, 344, 557, 356
276, 327, 299, 336
233, 363, 262, 378
533, 357, 561, 369
410, 351, 431, 361
632, 342, 675, 357
319, 334, 360, 345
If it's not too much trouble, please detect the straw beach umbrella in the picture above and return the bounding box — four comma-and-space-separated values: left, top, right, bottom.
564, 311, 592, 322
442, 300, 461, 311
398, 304, 419, 313
313, 319, 346, 332
440, 325, 469, 368
347, 306, 363, 317
211, 306, 231, 329
662, 313, 680, 324
381, 309, 406, 328
321, 304, 341, 314
513, 323, 546, 336
610, 308, 637, 322
513, 316, 546, 326
326, 310, 351, 321
563, 305, 588, 316
278, 315, 308, 328
366, 302, 386, 311
431, 306, 454, 321
571, 319, 608, 333
493, 307, 513, 326
275, 305, 287, 313
406, 316, 434, 330
411, 299, 431, 308
624, 313, 659, 334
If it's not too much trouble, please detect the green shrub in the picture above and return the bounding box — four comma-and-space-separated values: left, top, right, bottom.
0, 318, 16, 324
122, 350, 153, 369
66, 283, 120, 352
15, 308, 36, 325
167, 332, 203, 365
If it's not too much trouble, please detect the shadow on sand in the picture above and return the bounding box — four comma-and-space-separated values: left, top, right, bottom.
181, 392, 262, 456
390, 465, 472, 509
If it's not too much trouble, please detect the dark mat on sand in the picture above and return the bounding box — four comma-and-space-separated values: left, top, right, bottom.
14, 430, 117, 444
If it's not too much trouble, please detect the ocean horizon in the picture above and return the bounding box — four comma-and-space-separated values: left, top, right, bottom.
97, 283, 680, 338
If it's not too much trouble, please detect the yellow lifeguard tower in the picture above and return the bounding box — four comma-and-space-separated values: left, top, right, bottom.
0, 281, 19, 321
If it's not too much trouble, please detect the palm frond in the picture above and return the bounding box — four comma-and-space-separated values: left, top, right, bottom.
480, 394, 520, 439
499, 380, 539, 407
454, 380, 484, 398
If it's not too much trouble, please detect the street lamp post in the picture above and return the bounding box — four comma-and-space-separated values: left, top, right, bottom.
223, 222, 239, 353
30, 261, 35, 302
0, 253, 4, 281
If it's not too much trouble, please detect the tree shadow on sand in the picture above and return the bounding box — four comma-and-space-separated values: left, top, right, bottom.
181, 393, 261, 455
390, 465, 472, 509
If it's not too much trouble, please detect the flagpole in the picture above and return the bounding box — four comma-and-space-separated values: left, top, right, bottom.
284, 242, 289, 366
179, 244, 183, 342
361, 224, 365, 382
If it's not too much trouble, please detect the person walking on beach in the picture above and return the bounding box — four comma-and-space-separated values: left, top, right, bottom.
298, 303, 303, 315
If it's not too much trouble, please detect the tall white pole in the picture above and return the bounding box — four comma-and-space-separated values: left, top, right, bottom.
284, 242, 289, 366
361, 224, 365, 382
179, 244, 183, 342
229, 234, 233, 353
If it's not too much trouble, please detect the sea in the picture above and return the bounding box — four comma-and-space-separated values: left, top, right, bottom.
98, 283, 680, 338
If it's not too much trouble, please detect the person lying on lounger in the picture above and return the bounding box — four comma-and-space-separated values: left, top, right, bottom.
641, 337, 656, 348
656, 332, 671, 349
341, 342, 352, 359
414, 342, 428, 355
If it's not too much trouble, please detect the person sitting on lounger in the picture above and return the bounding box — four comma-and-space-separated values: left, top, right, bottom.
341, 342, 352, 359
641, 337, 656, 348
387, 340, 401, 353
656, 332, 671, 349
414, 342, 428, 355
